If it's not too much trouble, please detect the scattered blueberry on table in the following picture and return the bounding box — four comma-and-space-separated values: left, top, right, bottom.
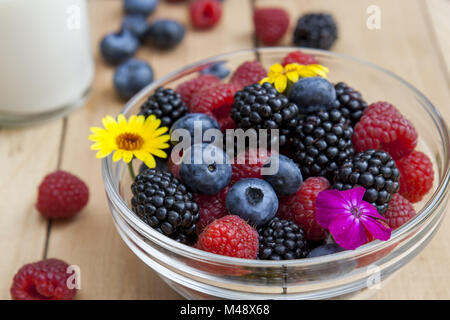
114, 59, 154, 100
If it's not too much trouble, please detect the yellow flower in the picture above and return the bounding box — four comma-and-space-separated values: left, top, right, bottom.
260, 63, 329, 93
89, 114, 170, 168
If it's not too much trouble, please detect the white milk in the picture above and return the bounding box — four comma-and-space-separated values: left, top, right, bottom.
0, 0, 94, 121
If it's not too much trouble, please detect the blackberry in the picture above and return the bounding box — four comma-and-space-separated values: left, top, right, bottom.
333, 149, 400, 214
258, 217, 309, 260
131, 169, 200, 244
293, 13, 338, 50
231, 82, 299, 147
139, 87, 188, 128
292, 109, 354, 180
333, 82, 368, 127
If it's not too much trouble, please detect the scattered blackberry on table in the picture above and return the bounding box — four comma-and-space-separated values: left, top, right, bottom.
292, 108, 354, 180
258, 217, 309, 260
131, 169, 200, 244
333, 82, 368, 127
139, 87, 188, 128
333, 149, 400, 214
231, 82, 300, 147
293, 13, 338, 50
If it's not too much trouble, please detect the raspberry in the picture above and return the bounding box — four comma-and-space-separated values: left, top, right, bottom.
10, 259, 77, 300
231, 149, 271, 184
281, 50, 318, 66
277, 177, 330, 240
229, 61, 267, 88
176, 74, 220, 108
396, 151, 434, 203
253, 8, 290, 45
384, 193, 416, 229
190, 82, 240, 130
352, 102, 418, 160
195, 192, 228, 233
36, 171, 89, 219
196, 215, 259, 259
190, 0, 222, 29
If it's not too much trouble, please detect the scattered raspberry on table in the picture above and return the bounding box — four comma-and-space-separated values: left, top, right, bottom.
10, 259, 77, 300
396, 150, 434, 203
253, 7, 290, 45
36, 170, 89, 219
190, 0, 222, 29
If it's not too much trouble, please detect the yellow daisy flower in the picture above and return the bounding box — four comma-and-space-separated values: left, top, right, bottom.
260, 63, 329, 93
89, 114, 170, 169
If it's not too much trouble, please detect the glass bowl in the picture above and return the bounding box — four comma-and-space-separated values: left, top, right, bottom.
102, 48, 449, 299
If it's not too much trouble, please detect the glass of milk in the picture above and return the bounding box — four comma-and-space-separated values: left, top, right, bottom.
0, 0, 94, 126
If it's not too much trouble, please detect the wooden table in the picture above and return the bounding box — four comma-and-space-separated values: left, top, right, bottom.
1, 0, 449, 300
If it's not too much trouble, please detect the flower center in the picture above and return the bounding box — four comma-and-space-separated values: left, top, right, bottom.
350, 206, 361, 218
116, 133, 144, 151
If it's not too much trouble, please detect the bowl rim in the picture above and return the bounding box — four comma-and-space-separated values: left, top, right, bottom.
102, 47, 450, 268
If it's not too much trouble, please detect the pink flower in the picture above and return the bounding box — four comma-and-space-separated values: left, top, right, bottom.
315, 187, 391, 250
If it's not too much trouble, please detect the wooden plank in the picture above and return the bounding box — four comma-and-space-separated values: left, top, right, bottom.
255, 0, 450, 299
45, 0, 255, 299
0, 120, 63, 299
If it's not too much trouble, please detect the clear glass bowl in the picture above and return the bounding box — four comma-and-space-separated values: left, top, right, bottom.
102, 48, 450, 299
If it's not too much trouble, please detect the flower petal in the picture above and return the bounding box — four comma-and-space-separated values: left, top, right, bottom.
274, 75, 287, 92
329, 214, 368, 250
269, 63, 283, 73
316, 189, 353, 228
360, 216, 392, 241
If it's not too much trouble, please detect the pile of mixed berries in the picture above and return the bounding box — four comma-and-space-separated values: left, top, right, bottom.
130, 49, 434, 261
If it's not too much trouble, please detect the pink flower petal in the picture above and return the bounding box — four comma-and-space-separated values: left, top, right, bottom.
316, 189, 352, 228
328, 214, 368, 250
339, 187, 366, 207
360, 216, 392, 241
359, 201, 387, 221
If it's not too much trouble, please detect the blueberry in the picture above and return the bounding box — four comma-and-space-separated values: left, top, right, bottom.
179, 144, 231, 195
200, 62, 230, 79
100, 29, 139, 65
262, 154, 303, 196
124, 0, 158, 17
122, 14, 149, 40
114, 59, 154, 100
288, 77, 336, 114
170, 113, 220, 146
145, 19, 185, 49
307, 243, 345, 258
226, 178, 278, 227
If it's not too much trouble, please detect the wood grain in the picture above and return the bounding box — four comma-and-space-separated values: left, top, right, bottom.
45, 0, 254, 300
0, 121, 63, 299
1, 0, 449, 300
